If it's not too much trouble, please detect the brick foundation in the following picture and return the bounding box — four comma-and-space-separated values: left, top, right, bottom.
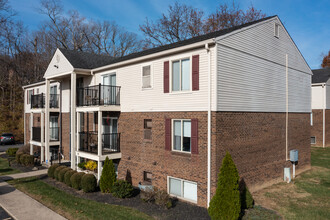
311, 109, 330, 147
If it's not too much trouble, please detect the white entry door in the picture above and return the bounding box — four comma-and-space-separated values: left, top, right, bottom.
102, 74, 116, 105
102, 117, 118, 150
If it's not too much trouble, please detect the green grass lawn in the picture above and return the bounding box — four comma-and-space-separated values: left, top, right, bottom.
8, 177, 153, 220
254, 147, 330, 220
0, 157, 20, 176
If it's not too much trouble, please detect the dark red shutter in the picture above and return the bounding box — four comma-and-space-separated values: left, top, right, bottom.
191, 119, 198, 154
164, 61, 169, 93
165, 118, 171, 151
192, 55, 199, 91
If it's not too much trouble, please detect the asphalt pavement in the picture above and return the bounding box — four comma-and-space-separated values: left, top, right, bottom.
0, 144, 23, 152
0, 206, 13, 220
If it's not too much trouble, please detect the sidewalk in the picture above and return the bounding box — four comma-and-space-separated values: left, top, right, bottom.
0, 170, 66, 220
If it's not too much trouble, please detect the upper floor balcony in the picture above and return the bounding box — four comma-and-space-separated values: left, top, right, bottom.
78, 132, 120, 155
31, 93, 59, 109
77, 84, 120, 107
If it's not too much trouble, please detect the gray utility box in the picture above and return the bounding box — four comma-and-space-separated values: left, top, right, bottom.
290, 149, 298, 162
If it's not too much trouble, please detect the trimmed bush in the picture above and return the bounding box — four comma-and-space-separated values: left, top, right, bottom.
112, 180, 134, 198
15, 152, 23, 164
64, 170, 77, 186
6, 148, 18, 156
16, 144, 30, 154
81, 174, 97, 193
100, 157, 116, 193
21, 154, 34, 166
58, 167, 71, 182
70, 172, 85, 190
155, 190, 172, 209
48, 164, 60, 178
54, 166, 67, 180
208, 152, 241, 220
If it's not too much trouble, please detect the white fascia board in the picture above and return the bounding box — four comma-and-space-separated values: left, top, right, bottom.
92, 39, 215, 73
22, 81, 46, 89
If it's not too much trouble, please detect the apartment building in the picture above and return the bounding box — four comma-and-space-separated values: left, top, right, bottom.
23, 16, 311, 207
311, 68, 330, 147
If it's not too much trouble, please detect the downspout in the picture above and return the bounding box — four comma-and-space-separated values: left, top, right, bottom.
285, 54, 289, 161
205, 42, 211, 207
323, 84, 326, 148
23, 89, 26, 145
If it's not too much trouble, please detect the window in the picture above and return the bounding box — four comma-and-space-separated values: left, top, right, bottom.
311, 137, 316, 144
142, 65, 152, 89
274, 23, 279, 38
310, 112, 313, 126
144, 119, 152, 140
143, 171, 152, 183
172, 58, 190, 92
168, 177, 197, 202
27, 89, 33, 104
173, 119, 191, 152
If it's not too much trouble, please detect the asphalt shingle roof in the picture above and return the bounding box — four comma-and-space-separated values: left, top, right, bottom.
312, 68, 330, 84
60, 15, 277, 70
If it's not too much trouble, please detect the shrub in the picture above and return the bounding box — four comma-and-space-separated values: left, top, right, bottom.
85, 160, 97, 171
6, 148, 18, 156
112, 180, 134, 198
78, 162, 86, 170
100, 157, 116, 193
21, 154, 34, 166
70, 172, 85, 190
208, 152, 241, 220
58, 167, 71, 182
17, 144, 30, 154
81, 174, 97, 193
140, 187, 157, 202
64, 170, 77, 186
155, 190, 172, 209
48, 164, 60, 178
54, 166, 67, 180
240, 185, 254, 210
15, 152, 23, 164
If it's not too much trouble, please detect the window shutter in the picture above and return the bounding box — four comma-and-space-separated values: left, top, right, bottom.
192, 55, 199, 91
165, 118, 171, 151
191, 119, 198, 154
164, 61, 169, 93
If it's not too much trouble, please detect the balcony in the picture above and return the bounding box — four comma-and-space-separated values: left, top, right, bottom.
32, 127, 41, 142
50, 94, 59, 108
77, 84, 120, 107
79, 132, 120, 155
31, 94, 45, 109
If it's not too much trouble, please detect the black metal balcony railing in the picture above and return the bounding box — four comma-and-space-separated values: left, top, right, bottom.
79, 132, 120, 155
32, 127, 41, 142
31, 94, 45, 109
49, 127, 59, 141
77, 84, 120, 107
50, 94, 59, 108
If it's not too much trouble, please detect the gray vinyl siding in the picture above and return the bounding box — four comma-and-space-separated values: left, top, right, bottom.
216, 17, 311, 113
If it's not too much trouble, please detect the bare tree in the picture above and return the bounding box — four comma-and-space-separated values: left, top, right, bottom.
139, 1, 205, 47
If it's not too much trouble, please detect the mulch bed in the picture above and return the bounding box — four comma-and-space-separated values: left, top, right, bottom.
0, 153, 47, 173
41, 176, 210, 220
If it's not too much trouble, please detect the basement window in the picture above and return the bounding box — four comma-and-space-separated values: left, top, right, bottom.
144, 119, 152, 140
274, 23, 279, 38
311, 137, 316, 144
143, 171, 152, 183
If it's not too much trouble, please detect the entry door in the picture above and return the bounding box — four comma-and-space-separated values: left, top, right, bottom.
102, 117, 118, 150
50, 86, 57, 108
102, 74, 116, 105
50, 116, 58, 140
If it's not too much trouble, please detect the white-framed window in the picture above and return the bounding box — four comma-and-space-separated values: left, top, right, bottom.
168, 176, 197, 203
310, 112, 313, 126
142, 64, 152, 89
274, 23, 279, 38
172, 119, 191, 153
171, 58, 191, 92
311, 137, 316, 144
27, 89, 33, 104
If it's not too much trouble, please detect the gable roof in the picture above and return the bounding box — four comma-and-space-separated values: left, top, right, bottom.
312, 68, 330, 84
59, 15, 276, 70
58, 48, 114, 69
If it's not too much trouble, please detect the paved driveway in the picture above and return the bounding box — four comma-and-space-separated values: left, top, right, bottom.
0, 144, 23, 152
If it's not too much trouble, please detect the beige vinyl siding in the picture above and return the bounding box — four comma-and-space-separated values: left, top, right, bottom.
95, 47, 217, 112
311, 86, 324, 110
216, 17, 311, 113
44, 49, 74, 79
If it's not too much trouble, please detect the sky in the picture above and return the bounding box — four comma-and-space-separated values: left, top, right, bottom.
8, 0, 330, 69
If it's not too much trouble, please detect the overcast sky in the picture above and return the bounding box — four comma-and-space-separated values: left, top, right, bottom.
8, 0, 330, 69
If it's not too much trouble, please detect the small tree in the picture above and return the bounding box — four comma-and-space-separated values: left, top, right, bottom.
99, 156, 116, 193
208, 152, 241, 220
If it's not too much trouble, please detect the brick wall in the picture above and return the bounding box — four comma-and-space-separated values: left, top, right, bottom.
61, 113, 70, 160
116, 111, 310, 208
311, 109, 330, 147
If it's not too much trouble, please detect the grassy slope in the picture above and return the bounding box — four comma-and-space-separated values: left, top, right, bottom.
0, 157, 20, 176
8, 177, 153, 220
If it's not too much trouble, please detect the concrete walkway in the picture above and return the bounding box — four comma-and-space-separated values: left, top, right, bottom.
0, 170, 66, 220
